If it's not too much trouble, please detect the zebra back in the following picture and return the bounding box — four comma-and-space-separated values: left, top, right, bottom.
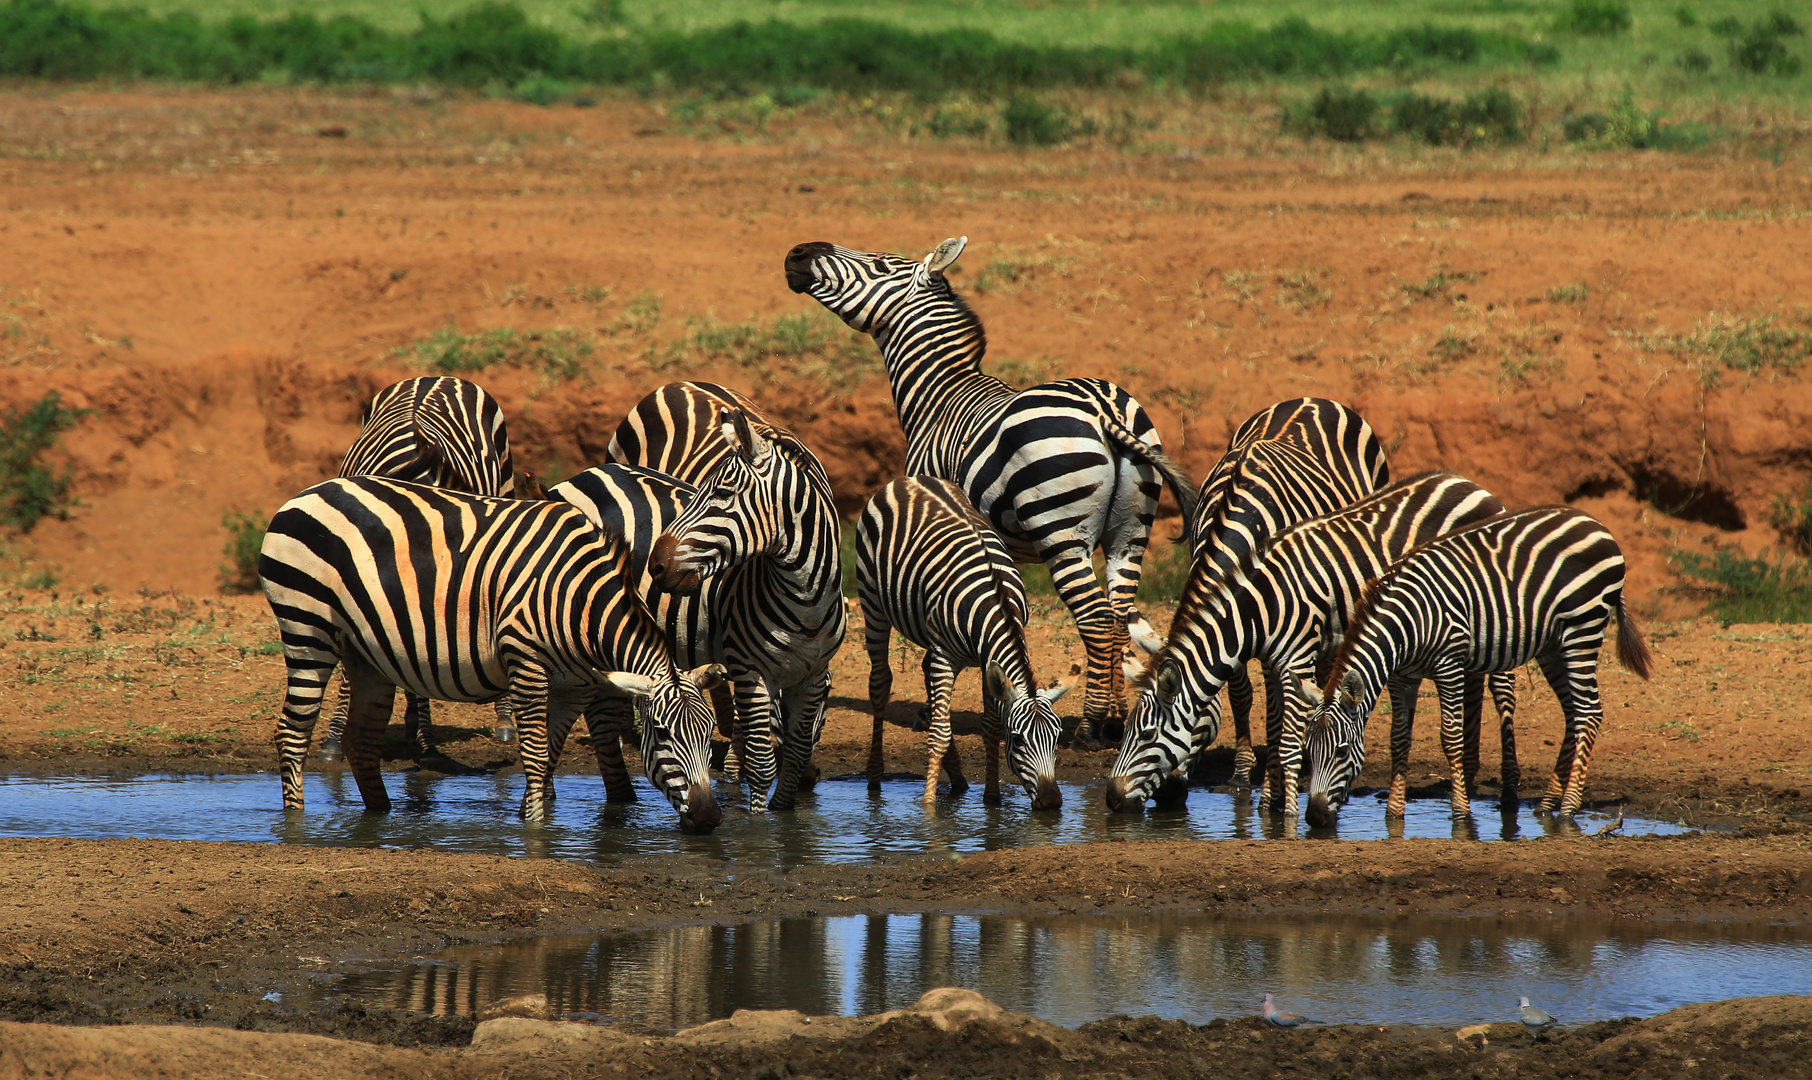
340, 377, 515, 496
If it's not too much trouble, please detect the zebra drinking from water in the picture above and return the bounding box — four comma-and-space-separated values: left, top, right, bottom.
1109, 473, 1510, 817
1131, 397, 1390, 793
785, 237, 1198, 746
1297, 506, 1652, 821
857, 476, 1072, 808
320, 376, 517, 764
606, 384, 845, 813
259, 477, 727, 831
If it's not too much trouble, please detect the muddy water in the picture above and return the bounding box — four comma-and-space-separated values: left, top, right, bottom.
314, 912, 1812, 1031
0, 773, 1689, 867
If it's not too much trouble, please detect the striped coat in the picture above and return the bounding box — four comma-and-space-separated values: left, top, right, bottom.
259, 477, 726, 831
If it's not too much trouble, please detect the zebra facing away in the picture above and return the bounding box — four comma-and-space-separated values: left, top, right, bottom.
321, 376, 517, 764
1108, 472, 1510, 817
1127, 397, 1391, 790
259, 477, 727, 831
857, 477, 1072, 808
621, 388, 846, 813
785, 237, 1199, 746
1297, 506, 1653, 822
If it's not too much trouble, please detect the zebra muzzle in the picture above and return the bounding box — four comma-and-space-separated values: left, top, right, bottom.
784, 242, 833, 293
1103, 774, 1144, 814
678, 781, 722, 834
1031, 775, 1062, 811
1306, 792, 1338, 828
649, 533, 705, 594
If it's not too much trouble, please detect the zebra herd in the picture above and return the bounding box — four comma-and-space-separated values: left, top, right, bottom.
258, 236, 1650, 834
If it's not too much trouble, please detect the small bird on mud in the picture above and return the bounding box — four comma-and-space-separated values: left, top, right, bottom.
1518, 996, 1558, 1038
1262, 994, 1320, 1028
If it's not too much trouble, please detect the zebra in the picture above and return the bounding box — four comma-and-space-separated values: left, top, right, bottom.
614, 385, 846, 813
1129, 397, 1391, 792
856, 476, 1072, 808
320, 376, 516, 765
785, 237, 1199, 746
1108, 472, 1509, 818
1296, 505, 1653, 821
258, 476, 727, 831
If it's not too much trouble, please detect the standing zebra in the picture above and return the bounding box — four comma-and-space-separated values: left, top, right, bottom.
613, 385, 845, 812
1108, 473, 1510, 818
1297, 506, 1652, 820
785, 237, 1199, 745
1132, 398, 1390, 789
321, 376, 516, 764
260, 477, 727, 831
857, 476, 1072, 808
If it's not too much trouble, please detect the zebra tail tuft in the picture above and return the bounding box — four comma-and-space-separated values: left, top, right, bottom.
1096, 411, 1200, 547
1615, 593, 1654, 681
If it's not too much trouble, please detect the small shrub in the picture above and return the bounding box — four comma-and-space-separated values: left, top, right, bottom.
1303, 85, 1378, 142
1766, 484, 1812, 557
0, 391, 88, 532
1728, 12, 1804, 76
1674, 545, 1812, 623
926, 99, 992, 138
1546, 281, 1590, 304
1391, 92, 1461, 145
1562, 112, 1612, 142
1002, 95, 1074, 146
1455, 87, 1523, 144
220, 510, 266, 595
1677, 48, 1714, 74
1430, 327, 1477, 362
1673, 5, 1699, 29
1553, 0, 1633, 36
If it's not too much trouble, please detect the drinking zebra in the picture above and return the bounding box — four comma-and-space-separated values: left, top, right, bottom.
1297, 506, 1652, 820
856, 476, 1072, 808
1133, 397, 1390, 790
1109, 472, 1508, 817
609, 384, 846, 812
321, 376, 516, 764
785, 237, 1199, 746
259, 477, 726, 831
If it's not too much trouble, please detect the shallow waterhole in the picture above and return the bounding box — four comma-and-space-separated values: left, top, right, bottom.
0, 772, 1689, 868
307, 911, 1812, 1031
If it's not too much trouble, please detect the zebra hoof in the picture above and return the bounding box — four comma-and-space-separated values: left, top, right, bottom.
494, 725, 516, 745
316, 738, 343, 763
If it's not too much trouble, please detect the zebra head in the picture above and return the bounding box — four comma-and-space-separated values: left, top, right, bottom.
784, 237, 967, 337
602, 663, 728, 833
983, 662, 1071, 810
1105, 656, 1205, 812
649, 409, 780, 593
1297, 670, 1369, 827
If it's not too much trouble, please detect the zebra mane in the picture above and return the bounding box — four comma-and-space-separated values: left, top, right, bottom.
933, 282, 990, 371
1321, 573, 1392, 693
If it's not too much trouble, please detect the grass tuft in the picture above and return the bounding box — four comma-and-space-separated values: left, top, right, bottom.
1674, 545, 1812, 624
219, 509, 265, 595
0, 391, 88, 532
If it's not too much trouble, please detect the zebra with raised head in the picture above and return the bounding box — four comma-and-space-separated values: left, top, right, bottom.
611, 385, 845, 813
259, 476, 727, 831
1131, 397, 1391, 789
1108, 472, 1510, 818
1297, 506, 1653, 821
320, 376, 517, 764
785, 237, 1199, 746
857, 476, 1072, 808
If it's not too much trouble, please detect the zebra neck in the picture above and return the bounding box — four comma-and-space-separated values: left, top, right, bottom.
878, 334, 1014, 474
752, 490, 843, 630
977, 612, 1037, 696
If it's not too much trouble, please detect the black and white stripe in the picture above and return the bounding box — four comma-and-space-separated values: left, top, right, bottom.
324, 376, 517, 761
1108, 472, 1506, 816
259, 477, 727, 831
1138, 397, 1390, 788
785, 238, 1199, 745
856, 476, 1071, 809
615, 384, 847, 813
1298, 506, 1653, 820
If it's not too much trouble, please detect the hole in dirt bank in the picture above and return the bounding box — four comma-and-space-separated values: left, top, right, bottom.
1624, 465, 1745, 531
1564, 477, 1624, 502
314, 912, 1812, 1031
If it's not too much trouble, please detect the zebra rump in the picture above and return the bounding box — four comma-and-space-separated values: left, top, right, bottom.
259, 477, 725, 831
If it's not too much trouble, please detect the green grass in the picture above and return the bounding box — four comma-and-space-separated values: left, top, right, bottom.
1674, 544, 1812, 624
0, 391, 88, 533
219, 509, 265, 594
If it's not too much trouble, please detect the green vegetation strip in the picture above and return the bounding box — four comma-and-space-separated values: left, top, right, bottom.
0, 0, 1555, 92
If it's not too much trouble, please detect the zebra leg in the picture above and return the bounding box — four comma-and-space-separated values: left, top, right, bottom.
537, 691, 589, 815
338, 651, 397, 815
493, 695, 517, 746
921, 650, 963, 804
1432, 661, 1472, 819
1490, 671, 1521, 798
1461, 673, 1484, 800
1385, 677, 1421, 817
402, 692, 435, 758
1538, 632, 1607, 816
507, 661, 555, 822
1229, 666, 1257, 786
771, 668, 831, 812
277, 649, 337, 810
583, 696, 639, 803
1101, 452, 1162, 732
865, 604, 895, 792
731, 670, 778, 812
1273, 663, 1310, 818
319, 665, 349, 763
1042, 544, 1120, 748
982, 705, 1004, 806
709, 680, 740, 783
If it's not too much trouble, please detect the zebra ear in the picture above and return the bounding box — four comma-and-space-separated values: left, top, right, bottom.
1155, 660, 1183, 700
722, 410, 772, 467
1039, 677, 1075, 705
984, 661, 1023, 706
914, 235, 966, 289
682, 663, 728, 691
1123, 654, 1147, 683
599, 671, 660, 699
1337, 671, 1362, 712
1126, 614, 1166, 655
1290, 671, 1324, 708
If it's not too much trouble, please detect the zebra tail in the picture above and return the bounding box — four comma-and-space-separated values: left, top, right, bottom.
1097, 411, 1200, 546
1615, 593, 1654, 681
